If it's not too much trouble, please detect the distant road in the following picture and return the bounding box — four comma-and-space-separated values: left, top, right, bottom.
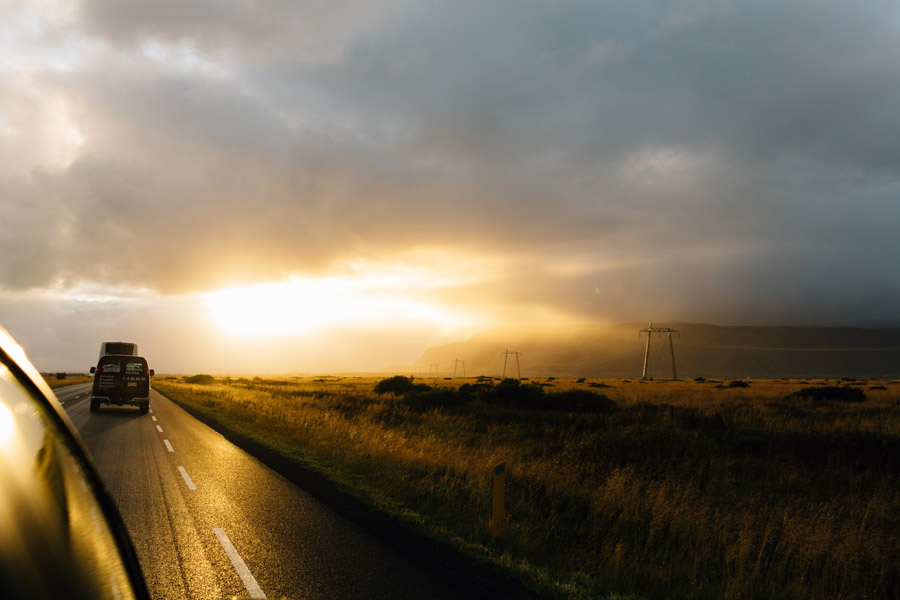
57, 383, 458, 600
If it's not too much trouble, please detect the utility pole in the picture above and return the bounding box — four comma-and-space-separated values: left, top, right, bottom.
453, 359, 466, 378
639, 322, 680, 380
501, 348, 523, 379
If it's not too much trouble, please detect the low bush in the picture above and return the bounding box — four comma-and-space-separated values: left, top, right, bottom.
184, 374, 216, 384
796, 386, 867, 403
457, 382, 494, 395
374, 375, 417, 397
488, 378, 547, 409
474, 379, 618, 413
544, 389, 618, 413
588, 381, 611, 388
403, 388, 473, 412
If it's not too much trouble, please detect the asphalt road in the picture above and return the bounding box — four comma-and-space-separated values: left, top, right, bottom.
56, 383, 459, 600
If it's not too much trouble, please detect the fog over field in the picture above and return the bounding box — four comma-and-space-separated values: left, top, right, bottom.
2, 1, 900, 372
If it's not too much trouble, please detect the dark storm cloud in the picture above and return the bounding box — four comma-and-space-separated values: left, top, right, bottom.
3, 0, 900, 325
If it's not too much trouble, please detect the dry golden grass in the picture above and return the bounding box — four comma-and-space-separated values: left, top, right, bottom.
155, 376, 900, 599
45, 374, 93, 388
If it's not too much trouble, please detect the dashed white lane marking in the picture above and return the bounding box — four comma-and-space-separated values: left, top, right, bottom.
156, 425, 164, 433
213, 528, 266, 599
152, 416, 157, 421
164, 439, 174, 453
149, 408, 153, 414
177, 466, 197, 491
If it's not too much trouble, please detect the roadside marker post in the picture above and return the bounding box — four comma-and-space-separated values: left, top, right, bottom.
490, 463, 506, 540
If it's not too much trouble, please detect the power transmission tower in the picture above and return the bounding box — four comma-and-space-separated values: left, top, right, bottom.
428, 363, 440, 379
639, 322, 680, 380
501, 348, 523, 379
453, 359, 466, 378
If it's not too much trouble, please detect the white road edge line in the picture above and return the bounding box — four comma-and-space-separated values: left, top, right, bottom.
164, 439, 174, 453
156, 425, 163, 433
177, 466, 197, 491
213, 528, 267, 599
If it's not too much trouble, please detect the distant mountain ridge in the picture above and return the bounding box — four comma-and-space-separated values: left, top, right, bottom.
411, 323, 900, 379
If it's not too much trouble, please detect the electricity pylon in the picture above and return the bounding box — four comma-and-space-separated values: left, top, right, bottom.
640, 322, 680, 380
501, 348, 523, 379
453, 359, 466, 378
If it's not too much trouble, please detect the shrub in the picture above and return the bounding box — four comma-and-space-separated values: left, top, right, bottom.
403, 388, 473, 412
374, 375, 417, 397
55, 372, 67, 380
545, 389, 618, 414
727, 380, 750, 388
184, 374, 216, 384
458, 382, 494, 395
796, 386, 867, 403
489, 378, 547, 409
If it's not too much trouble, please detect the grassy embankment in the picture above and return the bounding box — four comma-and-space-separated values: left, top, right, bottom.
154, 376, 900, 599
45, 374, 93, 388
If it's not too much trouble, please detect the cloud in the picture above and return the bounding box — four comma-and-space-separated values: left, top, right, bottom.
1, 0, 899, 340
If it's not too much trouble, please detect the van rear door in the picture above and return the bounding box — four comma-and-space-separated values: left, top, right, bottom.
92, 356, 150, 406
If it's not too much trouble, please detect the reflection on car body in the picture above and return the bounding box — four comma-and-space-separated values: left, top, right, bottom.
0, 326, 149, 600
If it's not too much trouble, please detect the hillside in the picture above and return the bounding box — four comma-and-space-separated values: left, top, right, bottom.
411, 322, 900, 379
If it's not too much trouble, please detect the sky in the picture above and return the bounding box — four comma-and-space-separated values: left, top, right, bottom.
2, 0, 900, 373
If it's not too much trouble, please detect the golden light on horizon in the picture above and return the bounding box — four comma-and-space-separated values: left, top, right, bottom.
203, 274, 473, 338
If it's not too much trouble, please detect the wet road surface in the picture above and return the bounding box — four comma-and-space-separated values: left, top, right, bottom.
57, 383, 459, 600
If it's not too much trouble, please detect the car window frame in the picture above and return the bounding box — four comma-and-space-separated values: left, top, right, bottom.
0, 335, 150, 600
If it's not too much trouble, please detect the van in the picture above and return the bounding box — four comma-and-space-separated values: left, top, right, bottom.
90, 355, 154, 414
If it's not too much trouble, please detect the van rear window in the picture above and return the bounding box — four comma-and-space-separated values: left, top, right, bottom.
98, 357, 147, 371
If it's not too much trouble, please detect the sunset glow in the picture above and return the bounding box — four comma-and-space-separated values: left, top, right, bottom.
204, 275, 468, 338
2, 1, 899, 374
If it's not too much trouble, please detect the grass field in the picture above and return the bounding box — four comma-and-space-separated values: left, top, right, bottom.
45, 374, 93, 388
154, 375, 900, 599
